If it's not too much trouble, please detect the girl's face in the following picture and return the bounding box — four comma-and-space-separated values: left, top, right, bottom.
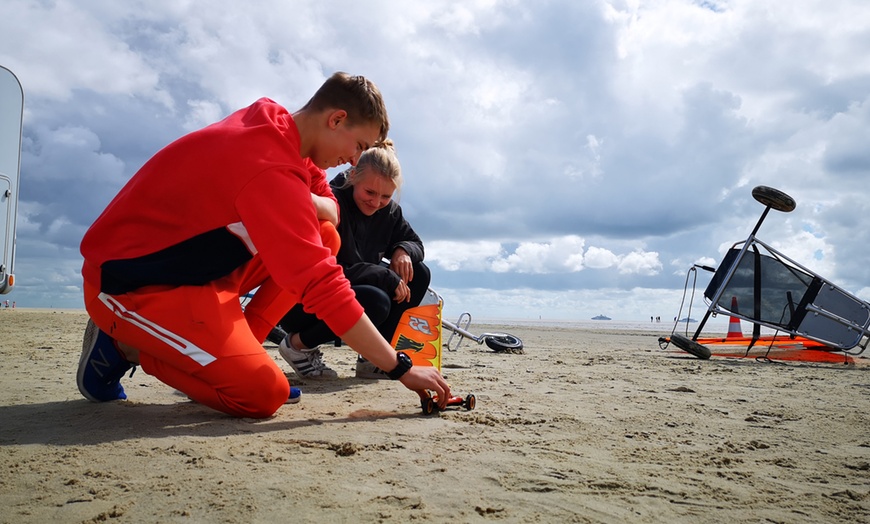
352, 172, 396, 216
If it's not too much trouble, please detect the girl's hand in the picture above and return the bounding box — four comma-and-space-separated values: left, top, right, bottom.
390, 248, 414, 284
393, 279, 411, 303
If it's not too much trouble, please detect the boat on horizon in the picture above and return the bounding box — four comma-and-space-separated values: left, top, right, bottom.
591, 314, 611, 321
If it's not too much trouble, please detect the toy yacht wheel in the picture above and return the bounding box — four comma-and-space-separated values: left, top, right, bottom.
752, 186, 796, 213
669, 333, 712, 360
421, 397, 436, 416
464, 394, 476, 411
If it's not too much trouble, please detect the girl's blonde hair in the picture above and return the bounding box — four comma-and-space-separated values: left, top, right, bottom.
342, 139, 403, 196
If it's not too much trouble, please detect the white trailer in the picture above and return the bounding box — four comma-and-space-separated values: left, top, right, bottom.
0, 65, 23, 294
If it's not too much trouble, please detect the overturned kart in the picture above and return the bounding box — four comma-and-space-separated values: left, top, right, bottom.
442, 310, 524, 354
663, 186, 870, 360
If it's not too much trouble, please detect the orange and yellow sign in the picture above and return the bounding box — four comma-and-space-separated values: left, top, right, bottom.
390, 301, 442, 371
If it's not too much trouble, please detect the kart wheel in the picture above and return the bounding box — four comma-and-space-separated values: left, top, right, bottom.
669, 333, 712, 360
484, 334, 524, 352
465, 394, 476, 411
751, 186, 796, 213
421, 398, 436, 416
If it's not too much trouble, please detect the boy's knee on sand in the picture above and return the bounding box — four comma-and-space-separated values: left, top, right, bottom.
213, 358, 290, 418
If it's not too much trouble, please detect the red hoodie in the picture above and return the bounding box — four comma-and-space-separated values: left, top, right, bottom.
81, 98, 363, 335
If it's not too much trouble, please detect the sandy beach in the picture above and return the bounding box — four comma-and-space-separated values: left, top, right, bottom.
1, 309, 868, 523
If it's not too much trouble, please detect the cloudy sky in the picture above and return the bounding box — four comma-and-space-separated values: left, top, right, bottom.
1, 0, 869, 325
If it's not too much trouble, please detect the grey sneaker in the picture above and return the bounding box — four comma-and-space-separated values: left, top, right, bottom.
355, 355, 388, 380
278, 334, 338, 379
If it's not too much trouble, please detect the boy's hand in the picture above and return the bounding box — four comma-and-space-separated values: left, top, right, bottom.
399, 367, 451, 409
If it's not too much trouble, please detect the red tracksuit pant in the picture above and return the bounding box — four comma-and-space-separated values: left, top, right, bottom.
83, 255, 299, 418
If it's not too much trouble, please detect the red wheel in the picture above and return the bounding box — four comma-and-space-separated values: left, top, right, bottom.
465, 394, 476, 411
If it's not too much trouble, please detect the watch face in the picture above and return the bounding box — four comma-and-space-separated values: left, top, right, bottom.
389, 352, 413, 379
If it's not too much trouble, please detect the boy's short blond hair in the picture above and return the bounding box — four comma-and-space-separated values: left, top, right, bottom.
302, 72, 389, 143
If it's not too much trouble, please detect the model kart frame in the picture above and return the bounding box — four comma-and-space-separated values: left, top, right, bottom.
442, 309, 524, 353
666, 186, 870, 360
420, 392, 476, 415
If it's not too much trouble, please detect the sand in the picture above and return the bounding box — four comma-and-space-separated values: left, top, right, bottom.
0, 309, 868, 523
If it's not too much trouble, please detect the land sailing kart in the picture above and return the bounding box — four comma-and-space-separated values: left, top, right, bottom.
664, 186, 870, 360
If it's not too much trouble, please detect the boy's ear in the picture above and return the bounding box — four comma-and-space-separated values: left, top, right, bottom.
327, 109, 348, 129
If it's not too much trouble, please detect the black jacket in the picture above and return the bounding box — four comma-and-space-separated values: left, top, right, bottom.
331, 172, 425, 294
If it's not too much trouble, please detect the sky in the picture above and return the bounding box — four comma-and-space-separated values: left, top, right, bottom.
1, 0, 869, 325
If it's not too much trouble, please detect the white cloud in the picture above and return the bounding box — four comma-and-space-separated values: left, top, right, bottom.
584, 246, 620, 269
428, 236, 663, 276
183, 100, 225, 132
617, 250, 662, 275
426, 240, 504, 272
1, 0, 166, 103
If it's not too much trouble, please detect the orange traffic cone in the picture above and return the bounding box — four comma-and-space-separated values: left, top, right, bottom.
727, 296, 743, 339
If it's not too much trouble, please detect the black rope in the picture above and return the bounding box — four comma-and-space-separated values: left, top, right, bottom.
659, 266, 700, 350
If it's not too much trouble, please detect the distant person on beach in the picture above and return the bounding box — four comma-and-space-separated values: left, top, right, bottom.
273, 140, 430, 379
77, 72, 451, 418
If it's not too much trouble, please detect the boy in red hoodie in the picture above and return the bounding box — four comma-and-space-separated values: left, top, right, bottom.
77, 72, 450, 418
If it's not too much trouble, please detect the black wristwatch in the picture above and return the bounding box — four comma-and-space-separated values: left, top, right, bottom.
387, 352, 413, 380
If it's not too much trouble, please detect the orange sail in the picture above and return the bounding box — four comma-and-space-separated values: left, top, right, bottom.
691, 335, 856, 364
390, 302, 442, 371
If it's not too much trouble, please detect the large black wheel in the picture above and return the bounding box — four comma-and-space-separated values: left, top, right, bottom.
669, 333, 712, 360
484, 334, 524, 352
751, 186, 796, 213
464, 394, 476, 411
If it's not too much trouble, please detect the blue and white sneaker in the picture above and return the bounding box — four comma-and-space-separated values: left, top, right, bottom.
77, 319, 135, 402
286, 386, 302, 404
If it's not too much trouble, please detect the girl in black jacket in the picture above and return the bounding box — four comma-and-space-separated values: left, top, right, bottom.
277, 141, 431, 379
